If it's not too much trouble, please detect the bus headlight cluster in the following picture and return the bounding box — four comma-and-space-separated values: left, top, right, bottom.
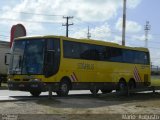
29, 78, 42, 82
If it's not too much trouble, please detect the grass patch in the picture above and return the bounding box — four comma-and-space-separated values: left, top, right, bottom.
0, 83, 8, 90
151, 76, 160, 86
1, 83, 8, 87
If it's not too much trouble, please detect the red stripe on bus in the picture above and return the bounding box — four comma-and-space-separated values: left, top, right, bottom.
133, 66, 141, 82
73, 72, 78, 81
71, 75, 75, 82
69, 76, 73, 82
135, 66, 141, 81
133, 73, 138, 82
134, 67, 139, 81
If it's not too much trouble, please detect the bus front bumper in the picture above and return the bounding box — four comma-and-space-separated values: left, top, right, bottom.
8, 81, 48, 92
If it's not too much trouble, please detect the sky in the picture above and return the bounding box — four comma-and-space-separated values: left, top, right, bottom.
0, 0, 160, 66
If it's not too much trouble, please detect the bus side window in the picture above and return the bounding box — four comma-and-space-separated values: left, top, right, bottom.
144, 52, 150, 65
95, 46, 109, 61
80, 43, 90, 60
123, 50, 134, 63
63, 41, 81, 59
88, 44, 99, 60
109, 47, 123, 62
133, 51, 149, 65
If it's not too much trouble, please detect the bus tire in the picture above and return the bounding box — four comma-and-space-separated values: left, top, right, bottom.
101, 89, 112, 94
56, 80, 70, 96
116, 80, 128, 96
128, 79, 135, 90
90, 87, 99, 95
30, 91, 41, 97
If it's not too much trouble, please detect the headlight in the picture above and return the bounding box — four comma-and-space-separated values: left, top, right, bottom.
30, 78, 41, 82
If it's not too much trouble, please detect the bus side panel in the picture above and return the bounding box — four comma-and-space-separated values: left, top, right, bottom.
59, 58, 97, 83
136, 64, 151, 86
96, 61, 113, 82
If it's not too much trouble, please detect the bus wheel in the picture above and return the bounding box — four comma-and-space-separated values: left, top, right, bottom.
101, 89, 112, 94
56, 81, 69, 96
116, 80, 128, 96
30, 91, 41, 97
128, 80, 135, 90
90, 87, 99, 95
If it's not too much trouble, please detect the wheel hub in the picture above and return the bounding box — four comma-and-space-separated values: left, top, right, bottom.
61, 84, 68, 92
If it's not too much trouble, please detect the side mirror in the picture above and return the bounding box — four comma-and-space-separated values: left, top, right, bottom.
5, 53, 11, 65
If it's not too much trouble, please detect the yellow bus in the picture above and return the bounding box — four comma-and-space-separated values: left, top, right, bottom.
6, 35, 151, 96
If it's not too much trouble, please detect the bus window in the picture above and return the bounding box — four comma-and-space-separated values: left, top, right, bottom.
96, 46, 110, 61
80, 43, 91, 60
123, 50, 134, 63
134, 51, 149, 65
144, 52, 150, 65
109, 47, 123, 62
63, 41, 81, 59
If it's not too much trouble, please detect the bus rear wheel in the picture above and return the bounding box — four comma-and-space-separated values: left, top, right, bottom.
128, 80, 135, 90
116, 80, 128, 96
30, 91, 41, 97
90, 87, 99, 95
56, 81, 69, 96
101, 89, 112, 94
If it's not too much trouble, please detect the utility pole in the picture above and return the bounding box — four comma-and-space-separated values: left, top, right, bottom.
144, 21, 151, 48
87, 26, 91, 39
122, 0, 127, 46
62, 16, 73, 37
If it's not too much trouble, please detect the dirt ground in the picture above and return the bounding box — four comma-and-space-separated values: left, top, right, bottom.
0, 92, 160, 120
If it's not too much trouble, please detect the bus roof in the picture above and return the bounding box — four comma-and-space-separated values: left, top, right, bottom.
15, 35, 149, 52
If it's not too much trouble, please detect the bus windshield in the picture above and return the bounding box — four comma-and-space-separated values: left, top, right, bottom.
9, 39, 45, 75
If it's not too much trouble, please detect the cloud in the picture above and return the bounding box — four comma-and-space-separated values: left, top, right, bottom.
131, 34, 153, 41
90, 23, 111, 40
113, 35, 122, 44
71, 23, 111, 41
1, 0, 142, 22
150, 48, 160, 66
127, 0, 142, 9
115, 18, 142, 33
0, 19, 45, 35
0, 0, 142, 40
61, 0, 142, 22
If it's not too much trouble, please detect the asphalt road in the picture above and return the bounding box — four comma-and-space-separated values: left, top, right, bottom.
0, 89, 158, 101
0, 90, 93, 101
